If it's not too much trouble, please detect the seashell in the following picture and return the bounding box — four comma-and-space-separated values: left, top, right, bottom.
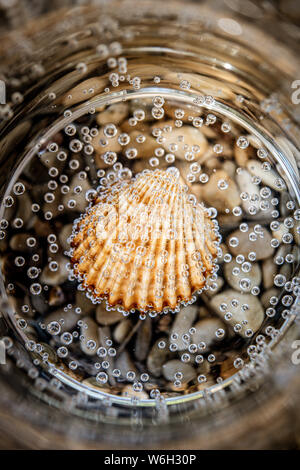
70, 169, 219, 313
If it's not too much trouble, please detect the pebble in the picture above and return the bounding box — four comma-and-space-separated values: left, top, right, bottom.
96, 102, 128, 126
115, 350, 137, 380
16, 192, 36, 229
113, 319, 132, 343
292, 225, 300, 245
45, 307, 79, 332
62, 173, 92, 212
198, 306, 211, 319
40, 255, 69, 286
236, 168, 261, 215
92, 126, 122, 160
147, 338, 172, 377
165, 103, 202, 122
210, 289, 264, 337
48, 286, 65, 307
246, 160, 286, 192
223, 160, 236, 179
169, 304, 198, 351
205, 276, 224, 297
124, 130, 158, 159
98, 326, 111, 348
201, 170, 240, 212
75, 290, 95, 316
162, 359, 195, 383
30, 291, 48, 315
224, 259, 261, 292
217, 243, 229, 263
63, 77, 106, 106
227, 225, 274, 260
58, 223, 73, 252
272, 222, 289, 242
96, 304, 124, 325
161, 125, 208, 160
261, 288, 279, 309
262, 257, 277, 290
134, 316, 152, 361
9, 233, 33, 252
43, 187, 62, 219
218, 212, 242, 229
234, 145, 251, 167
121, 384, 149, 400
80, 317, 99, 356
34, 219, 52, 238
191, 318, 226, 352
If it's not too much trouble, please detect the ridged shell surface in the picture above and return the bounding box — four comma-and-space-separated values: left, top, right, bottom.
70, 169, 219, 313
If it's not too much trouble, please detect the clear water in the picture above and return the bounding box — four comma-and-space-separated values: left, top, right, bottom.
0, 4, 299, 420
0, 88, 299, 408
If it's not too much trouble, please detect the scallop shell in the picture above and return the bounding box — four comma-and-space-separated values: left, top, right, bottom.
70, 169, 219, 313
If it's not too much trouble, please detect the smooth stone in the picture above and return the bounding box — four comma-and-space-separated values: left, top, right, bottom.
201, 169, 241, 213
169, 304, 198, 351
161, 125, 208, 160
198, 306, 211, 319
162, 359, 195, 383
96, 304, 124, 325
80, 317, 100, 356
272, 222, 289, 242
43, 187, 62, 218
30, 291, 48, 315
40, 255, 69, 286
192, 318, 226, 352
92, 127, 122, 162
48, 286, 66, 307
134, 316, 152, 361
223, 160, 236, 179
224, 259, 261, 292
210, 289, 264, 337
96, 102, 128, 126
205, 276, 224, 297
9, 233, 33, 252
58, 223, 73, 252
113, 319, 132, 343
63, 77, 106, 106
234, 145, 252, 167
147, 338, 171, 377
236, 168, 261, 215
75, 290, 95, 316
45, 307, 79, 333
217, 212, 242, 229
227, 225, 274, 260
217, 243, 229, 264
246, 159, 286, 192
121, 384, 148, 400
124, 130, 158, 158
279, 263, 292, 280
98, 326, 111, 348
115, 350, 137, 380
16, 192, 36, 228
261, 288, 279, 309
292, 225, 300, 245
62, 174, 92, 212
34, 219, 52, 238
262, 257, 277, 290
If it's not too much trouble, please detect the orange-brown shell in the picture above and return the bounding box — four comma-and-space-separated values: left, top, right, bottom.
70, 169, 219, 312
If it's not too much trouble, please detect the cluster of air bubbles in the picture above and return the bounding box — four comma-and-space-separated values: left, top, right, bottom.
0, 57, 299, 405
